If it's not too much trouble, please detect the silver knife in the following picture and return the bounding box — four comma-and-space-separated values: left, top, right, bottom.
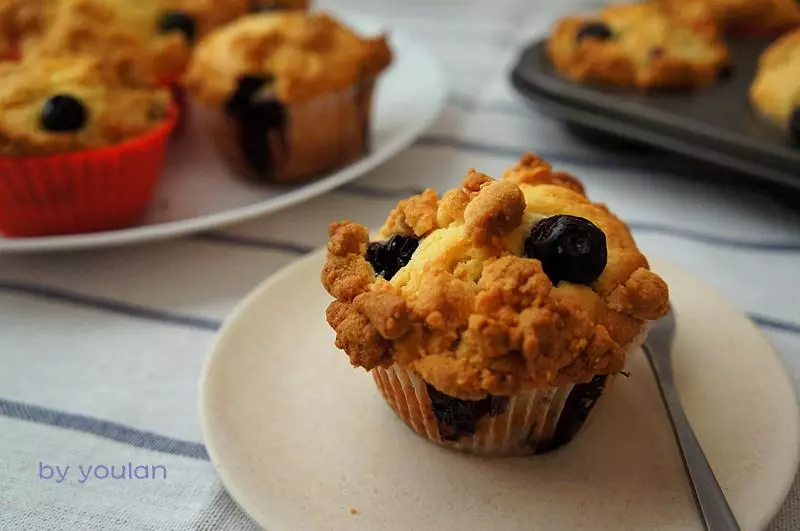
644, 308, 742, 531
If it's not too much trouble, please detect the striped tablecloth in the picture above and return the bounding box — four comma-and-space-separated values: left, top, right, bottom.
1, 0, 798, 529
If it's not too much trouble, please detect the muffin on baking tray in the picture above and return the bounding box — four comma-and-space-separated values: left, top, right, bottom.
750, 28, 800, 141
321, 153, 669, 457
0, 52, 175, 236
548, 2, 730, 89
655, 0, 772, 32
185, 11, 392, 184
737, 0, 800, 36
2, 0, 249, 82
251, 0, 310, 12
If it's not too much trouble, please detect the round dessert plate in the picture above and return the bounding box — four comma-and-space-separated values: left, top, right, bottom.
0, 12, 446, 253
200, 251, 800, 531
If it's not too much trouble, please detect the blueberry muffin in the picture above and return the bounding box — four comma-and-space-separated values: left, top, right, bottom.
548, 2, 730, 89
655, 0, 772, 31
251, 0, 310, 12
739, 0, 800, 35
750, 28, 800, 141
0, 52, 175, 236
0, 53, 169, 155
322, 153, 669, 456
3, 0, 249, 82
185, 12, 392, 183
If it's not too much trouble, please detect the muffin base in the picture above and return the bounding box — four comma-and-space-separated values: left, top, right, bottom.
372, 336, 646, 457
201, 80, 375, 184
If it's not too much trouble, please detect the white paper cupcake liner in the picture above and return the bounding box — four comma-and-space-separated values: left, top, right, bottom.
372, 332, 647, 457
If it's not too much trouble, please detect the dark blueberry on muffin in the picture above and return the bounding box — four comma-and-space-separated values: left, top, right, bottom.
366, 235, 419, 280
159, 11, 197, 43
225, 75, 287, 178
426, 384, 508, 442
40, 95, 88, 133
576, 22, 614, 42
525, 215, 607, 285
717, 63, 733, 80
790, 107, 800, 142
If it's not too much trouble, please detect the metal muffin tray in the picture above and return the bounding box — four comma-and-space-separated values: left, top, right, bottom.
511, 39, 800, 190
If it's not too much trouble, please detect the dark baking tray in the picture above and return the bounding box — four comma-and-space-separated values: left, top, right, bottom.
511, 39, 800, 190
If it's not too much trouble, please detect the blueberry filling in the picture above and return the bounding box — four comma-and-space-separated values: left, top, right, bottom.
41, 94, 87, 133
524, 215, 607, 285
225, 74, 287, 179
717, 64, 733, 80
159, 11, 197, 43
426, 384, 508, 442
365, 235, 419, 280
790, 107, 800, 142
576, 22, 614, 42
535, 375, 608, 454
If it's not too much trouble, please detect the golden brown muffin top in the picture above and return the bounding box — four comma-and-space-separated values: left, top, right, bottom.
322, 154, 669, 400
744, 0, 800, 35
750, 28, 800, 127
185, 11, 392, 105
655, 0, 771, 30
655, 0, 800, 35
0, 53, 170, 156
548, 2, 729, 88
3, 0, 249, 82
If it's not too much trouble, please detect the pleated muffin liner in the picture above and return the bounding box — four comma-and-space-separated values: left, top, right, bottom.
373, 332, 648, 457
0, 103, 177, 237
199, 78, 376, 184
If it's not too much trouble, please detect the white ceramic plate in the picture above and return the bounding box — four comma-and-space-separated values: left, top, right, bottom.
200, 251, 800, 531
0, 12, 446, 254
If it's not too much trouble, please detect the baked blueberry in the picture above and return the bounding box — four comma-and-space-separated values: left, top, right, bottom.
524, 215, 607, 285
159, 11, 197, 43
365, 235, 419, 280
576, 21, 614, 42
426, 384, 508, 441
717, 64, 733, 80
40, 95, 87, 133
224, 74, 287, 177
790, 107, 800, 142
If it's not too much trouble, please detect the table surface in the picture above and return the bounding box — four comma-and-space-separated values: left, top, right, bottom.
1, 1, 798, 530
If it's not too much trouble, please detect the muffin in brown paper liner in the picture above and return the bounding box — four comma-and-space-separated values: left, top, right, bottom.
199, 78, 375, 184
372, 334, 644, 457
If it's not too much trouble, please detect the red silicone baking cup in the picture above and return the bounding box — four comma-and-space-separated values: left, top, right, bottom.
0, 104, 177, 237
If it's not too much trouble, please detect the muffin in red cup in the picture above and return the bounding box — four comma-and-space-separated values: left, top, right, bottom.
3, 0, 251, 131
184, 11, 392, 184
322, 154, 669, 456
0, 53, 176, 237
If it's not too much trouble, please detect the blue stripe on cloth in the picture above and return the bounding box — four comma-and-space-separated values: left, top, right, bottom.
749, 314, 800, 335
194, 232, 314, 255
0, 281, 222, 332
0, 398, 208, 460
629, 222, 800, 252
